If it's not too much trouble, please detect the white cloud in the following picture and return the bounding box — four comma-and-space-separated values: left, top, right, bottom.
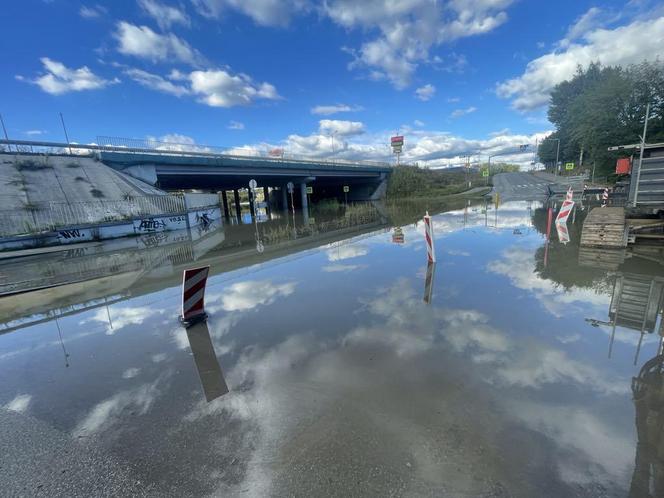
79, 4, 108, 18
318, 119, 365, 137
327, 0, 512, 88
497, 15, 664, 110
450, 106, 477, 118
414, 83, 436, 101
230, 124, 550, 168
326, 244, 368, 261
5, 394, 31, 413
114, 21, 203, 65
138, 0, 190, 29
227, 120, 245, 130
83, 305, 164, 334
74, 378, 163, 437
413, 119, 425, 127
321, 263, 364, 272
124, 67, 280, 107
189, 68, 280, 107
486, 246, 610, 317
124, 68, 190, 96
509, 402, 633, 485
311, 103, 362, 115
25, 129, 46, 136
189, 1, 510, 88
219, 280, 296, 312
122, 367, 141, 379
192, 0, 308, 26
17, 57, 118, 95
447, 96, 460, 103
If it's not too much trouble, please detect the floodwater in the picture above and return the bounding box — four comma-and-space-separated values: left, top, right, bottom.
1, 198, 662, 497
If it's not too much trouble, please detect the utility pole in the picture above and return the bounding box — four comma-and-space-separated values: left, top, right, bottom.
633, 102, 650, 207
0, 113, 11, 152
59, 112, 72, 155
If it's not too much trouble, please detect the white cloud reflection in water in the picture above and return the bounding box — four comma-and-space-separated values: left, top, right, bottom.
180, 274, 631, 495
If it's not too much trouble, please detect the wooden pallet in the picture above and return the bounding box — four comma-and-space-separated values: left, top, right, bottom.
580, 207, 627, 248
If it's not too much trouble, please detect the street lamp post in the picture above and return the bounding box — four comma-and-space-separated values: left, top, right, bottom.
541, 137, 561, 176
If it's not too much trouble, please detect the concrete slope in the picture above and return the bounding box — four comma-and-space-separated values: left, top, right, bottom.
0, 153, 166, 208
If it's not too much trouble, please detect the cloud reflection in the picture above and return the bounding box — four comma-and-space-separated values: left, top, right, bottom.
5, 393, 31, 413
487, 246, 610, 317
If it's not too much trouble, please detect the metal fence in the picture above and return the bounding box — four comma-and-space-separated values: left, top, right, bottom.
96, 135, 228, 155
0, 195, 186, 237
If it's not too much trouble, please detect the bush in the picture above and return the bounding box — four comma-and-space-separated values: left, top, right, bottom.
387, 165, 482, 198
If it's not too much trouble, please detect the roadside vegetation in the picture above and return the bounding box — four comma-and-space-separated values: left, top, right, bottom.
538, 60, 664, 180
386, 164, 516, 199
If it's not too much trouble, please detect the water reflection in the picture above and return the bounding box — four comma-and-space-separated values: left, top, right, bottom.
631, 354, 664, 497
0, 198, 662, 496
186, 320, 229, 402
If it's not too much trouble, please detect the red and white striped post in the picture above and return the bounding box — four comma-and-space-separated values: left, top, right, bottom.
602, 188, 609, 207
555, 187, 575, 224
180, 266, 210, 327
423, 211, 436, 263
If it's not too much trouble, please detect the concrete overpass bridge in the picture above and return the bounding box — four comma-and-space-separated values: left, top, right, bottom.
1, 138, 392, 214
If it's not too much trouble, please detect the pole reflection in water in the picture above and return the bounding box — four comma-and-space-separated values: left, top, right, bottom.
630, 354, 664, 497
544, 206, 553, 267
186, 320, 229, 402
423, 261, 436, 305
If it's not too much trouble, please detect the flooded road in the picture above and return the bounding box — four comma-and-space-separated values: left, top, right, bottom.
1, 198, 662, 497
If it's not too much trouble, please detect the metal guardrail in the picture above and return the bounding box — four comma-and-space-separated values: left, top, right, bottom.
0, 138, 391, 169
0, 195, 186, 237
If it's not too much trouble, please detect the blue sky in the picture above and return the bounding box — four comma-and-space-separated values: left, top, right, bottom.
3, 0, 664, 167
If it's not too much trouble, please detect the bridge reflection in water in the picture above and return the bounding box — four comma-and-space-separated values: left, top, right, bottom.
0, 204, 388, 334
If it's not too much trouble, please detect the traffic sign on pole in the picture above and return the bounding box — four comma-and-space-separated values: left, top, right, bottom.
565, 162, 574, 171
286, 181, 294, 193
306, 186, 313, 194
249, 179, 257, 190
343, 186, 349, 193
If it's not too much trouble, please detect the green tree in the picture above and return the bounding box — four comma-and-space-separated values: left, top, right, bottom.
539, 60, 664, 179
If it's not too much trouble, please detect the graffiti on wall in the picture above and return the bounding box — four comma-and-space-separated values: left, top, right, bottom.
136, 218, 167, 232
57, 228, 94, 243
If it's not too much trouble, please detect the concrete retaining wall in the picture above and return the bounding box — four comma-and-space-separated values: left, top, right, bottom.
0, 207, 221, 252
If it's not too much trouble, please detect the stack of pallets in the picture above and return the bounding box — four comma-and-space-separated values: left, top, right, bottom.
580, 207, 627, 248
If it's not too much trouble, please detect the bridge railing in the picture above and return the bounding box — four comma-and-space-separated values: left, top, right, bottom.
0, 138, 391, 169
96, 135, 391, 168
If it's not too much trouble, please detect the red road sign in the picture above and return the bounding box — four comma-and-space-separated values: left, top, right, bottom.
391, 135, 404, 144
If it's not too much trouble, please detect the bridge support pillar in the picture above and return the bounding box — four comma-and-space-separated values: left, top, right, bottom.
233, 189, 241, 221
221, 190, 230, 218
282, 186, 288, 212
263, 186, 271, 217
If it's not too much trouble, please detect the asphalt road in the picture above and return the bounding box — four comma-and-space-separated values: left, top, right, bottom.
491, 172, 552, 200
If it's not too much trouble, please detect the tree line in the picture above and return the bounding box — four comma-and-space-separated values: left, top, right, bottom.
538, 60, 664, 178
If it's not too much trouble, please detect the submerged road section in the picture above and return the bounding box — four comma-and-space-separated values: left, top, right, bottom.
491, 171, 552, 200
1, 199, 661, 496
